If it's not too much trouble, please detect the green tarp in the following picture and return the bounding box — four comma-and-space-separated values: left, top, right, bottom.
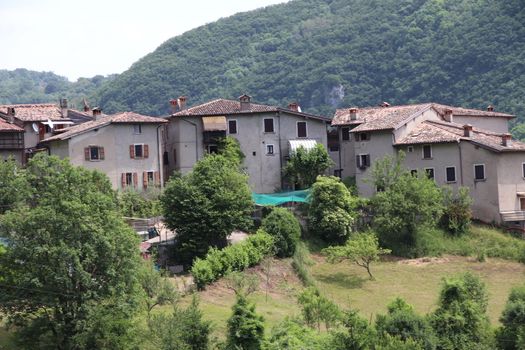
252, 189, 310, 206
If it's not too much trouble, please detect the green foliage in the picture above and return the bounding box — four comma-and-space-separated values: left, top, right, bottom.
267, 318, 329, 350
218, 136, 245, 166
430, 273, 494, 350
376, 298, 437, 350
369, 152, 408, 192
226, 295, 265, 350
323, 232, 391, 280
342, 176, 358, 196
284, 144, 334, 189
329, 309, 377, 350
291, 241, 317, 287
298, 286, 341, 331
0, 158, 29, 215
225, 271, 260, 297
496, 284, 525, 350
371, 160, 444, 257
308, 176, 357, 244
261, 207, 301, 257
118, 188, 162, 218
0, 154, 141, 349
162, 154, 254, 264
190, 230, 274, 289
139, 262, 178, 323
441, 187, 473, 236
150, 295, 212, 350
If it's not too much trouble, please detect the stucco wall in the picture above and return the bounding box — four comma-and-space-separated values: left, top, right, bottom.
496, 152, 525, 212
452, 116, 509, 133
0, 150, 23, 163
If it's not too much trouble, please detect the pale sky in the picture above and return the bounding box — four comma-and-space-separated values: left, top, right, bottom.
0, 0, 288, 81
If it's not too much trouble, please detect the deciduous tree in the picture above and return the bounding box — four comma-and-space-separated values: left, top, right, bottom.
284, 144, 333, 189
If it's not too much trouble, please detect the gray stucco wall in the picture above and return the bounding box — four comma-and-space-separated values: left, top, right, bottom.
496, 152, 525, 213
452, 116, 509, 133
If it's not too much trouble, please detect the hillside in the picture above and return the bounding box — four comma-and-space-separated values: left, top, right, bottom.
93, 0, 525, 124
0, 69, 113, 108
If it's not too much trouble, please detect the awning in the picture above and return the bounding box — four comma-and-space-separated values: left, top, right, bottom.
202, 116, 227, 131
288, 139, 317, 156
517, 192, 525, 197
42, 120, 74, 126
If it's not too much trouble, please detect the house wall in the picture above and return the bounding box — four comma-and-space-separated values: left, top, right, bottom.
165, 117, 202, 177
393, 109, 441, 141
452, 116, 509, 133
48, 123, 162, 191
0, 150, 23, 163
496, 152, 525, 213
339, 128, 356, 179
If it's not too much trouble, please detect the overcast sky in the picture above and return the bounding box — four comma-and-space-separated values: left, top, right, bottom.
0, 0, 288, 81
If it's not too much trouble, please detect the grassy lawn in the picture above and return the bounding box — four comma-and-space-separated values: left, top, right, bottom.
311, 255, 525, 325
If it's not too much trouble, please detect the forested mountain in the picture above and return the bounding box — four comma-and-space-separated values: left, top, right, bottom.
92, 0, 525, 126
0, 69, 113, 109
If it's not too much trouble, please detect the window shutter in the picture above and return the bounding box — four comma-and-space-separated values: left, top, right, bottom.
133, 173, 138, 188
129, 145, 135, 159
143, 172, 148, 189
121, 173, 126, 188
84, 147, 90, 160
356, 155, 361, 168
365, 155, 371, 167
154, 171, 160, 185
99, 147, 105, 160
144, 144, 149, 158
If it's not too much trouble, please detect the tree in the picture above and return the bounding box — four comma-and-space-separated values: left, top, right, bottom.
298, 287, 341, 332
0, 154, 142, 349
375, 298, 437, 350
226, 295, 265, 350
261, 207, 301, 257
441, 187, 473, 236
323, 232, 391, 280
267, 318, 329, 350
496, 284, 525, 350
218, 136, 245, 166
308, 176, 357, 244
161, 154, 253, 264
284, 144, 334, 189
140, 262, 179, 325
371, 164, 444, 256
368, 152, 407, 192
225, 271, 260, 297
329, 309, 377, 350
0, 157, 29, 215
118, 188, 162, 218
430, 273, 494, 350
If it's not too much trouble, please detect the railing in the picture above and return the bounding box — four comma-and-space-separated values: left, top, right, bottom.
500, 211, 525, 222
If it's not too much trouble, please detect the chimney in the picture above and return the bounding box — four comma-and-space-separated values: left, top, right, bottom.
502, 133, 512, 147
92, 107, 102, 121
443, 108, 453, 123
380, 101, 390, 108
239, 94, 251, 111
288, 102, 299, 112
463, 124, 473, 137
169, 96, 187, 114
59, 98, 68, 118
169, 99, 178, 114
487, 105, 494, 112
349, 107, 358, 120
178, 96, 187, 111
82, 98, 90, 112
6, 107, 15, 123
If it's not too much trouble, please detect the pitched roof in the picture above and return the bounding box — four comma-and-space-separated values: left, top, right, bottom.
41, 111, 166, 142
0, 103, 67, 122
0, 119, 24, 132
332, 103, 515, 131
67, 109, 94, 124
396, 120, 525, 152
171, 98, 330, 121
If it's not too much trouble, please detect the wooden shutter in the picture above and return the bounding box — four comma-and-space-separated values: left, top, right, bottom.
84, 147, 90, 160
121, 173, 126, 188
154, 171, 160, 186
129, 145, 135, 159
356, 155, 361, 168
133, 173, 138, 188
99, 147, 105, 160
143, 172, 148, 189
365, 155, 371, 167
144, 144, 149, 158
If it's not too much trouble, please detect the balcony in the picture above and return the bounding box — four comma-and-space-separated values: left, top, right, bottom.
500, 211, 525, 222
0, 134, 24, 149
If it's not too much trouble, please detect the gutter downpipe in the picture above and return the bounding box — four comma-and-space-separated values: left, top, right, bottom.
181, 118, 199, 165
277, 111, 284, 190
458, 140, 464, 186
338, 125, 342, 178
156, 124, 164, 188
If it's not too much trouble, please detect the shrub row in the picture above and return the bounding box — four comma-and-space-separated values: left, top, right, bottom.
292, 242, 317, 288
191, 230, 274, 289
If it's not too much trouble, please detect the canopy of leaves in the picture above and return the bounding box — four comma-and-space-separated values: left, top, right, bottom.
496, 284, 525, 350
226, 295, 265, 350
161, 154, 253, 265
284, 144, 334, 189
261, 207, 301, 257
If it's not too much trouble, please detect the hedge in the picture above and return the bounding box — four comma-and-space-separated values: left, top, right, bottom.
191, 230, 274, 289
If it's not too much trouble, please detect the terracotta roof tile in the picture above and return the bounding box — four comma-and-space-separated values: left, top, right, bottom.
0, 119, 24, 132
431, 103, 514, 118
0, 103, 67, 122
42, 111, 166, 142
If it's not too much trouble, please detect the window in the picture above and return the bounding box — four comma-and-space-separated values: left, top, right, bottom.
207, 145, 218, 154
446, 166, 456, 183
263, 118, 274, 133
329, 145, 340, 152
228, 120, 237, 134
84, 146, 104, 161
130, 144, 149, 159
474, 164, 485, 181
356, 154, 371, 169
425, 168, 435, 180
522, 163, 525, 178
147, 171, 154, 183
342, 127, 350, 141
45, 125, 52, 133
357, 133, 370, 142
266, 144, 274, 155
422, 145, 432, 159
133, 124, 142, 134
521, 197, 525, 211
122, 172, 135, 188
163, 151, 169, 165
407, 146, 414, 153
410, 169, 418, 176
297, 121, 307, 138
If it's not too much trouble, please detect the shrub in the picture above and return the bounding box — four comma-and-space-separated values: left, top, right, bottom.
291, 242, 316, 287
226, 295, 265, 350
190, 230, 274, 289
262, 207, 301, 257
441, 187, 472, 236
496, 284, 525, 350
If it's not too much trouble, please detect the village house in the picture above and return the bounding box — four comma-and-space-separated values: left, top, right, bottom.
41, 111, 167, 191
166, 95, 331, 193
332, 102, 525, 228
0, 117, 25, 163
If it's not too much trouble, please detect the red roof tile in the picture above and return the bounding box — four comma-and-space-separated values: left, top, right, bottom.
0, 103, 67, 122
0, 119, 24, 132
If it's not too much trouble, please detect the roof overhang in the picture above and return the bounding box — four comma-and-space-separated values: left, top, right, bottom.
289, 139, 317, 155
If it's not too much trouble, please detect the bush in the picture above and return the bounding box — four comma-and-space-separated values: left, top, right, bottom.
291, 242, 316, 287
441, 187, 472, 236
191, 230, 274, 289
496, 284, 525, 350
262, 207, 301, 257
